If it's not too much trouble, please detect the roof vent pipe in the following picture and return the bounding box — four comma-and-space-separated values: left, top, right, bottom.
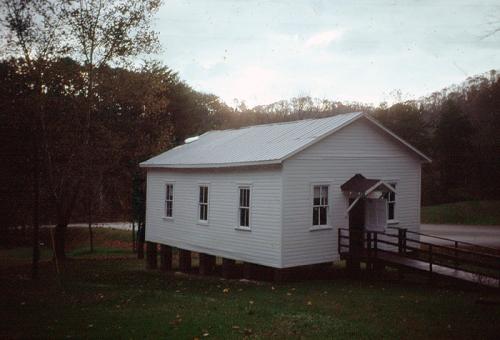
184, 136, 199, 144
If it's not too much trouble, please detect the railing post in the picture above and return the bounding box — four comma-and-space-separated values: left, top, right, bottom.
398, 228, 407, 254
454, 240, 458, 269
403, 229, 407, 253
374, 232, 378, 256
429, 244, 433, 273
366, 232, 372, 274
338, 228, 341, 254
497, 258, 500, 288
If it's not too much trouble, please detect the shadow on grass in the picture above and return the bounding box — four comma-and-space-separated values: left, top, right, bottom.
68, 247, 132, 257
1, 256, 500, 339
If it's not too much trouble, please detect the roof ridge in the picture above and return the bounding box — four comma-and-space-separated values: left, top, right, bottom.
207, 111, 363, 133
140, 111, 430, 168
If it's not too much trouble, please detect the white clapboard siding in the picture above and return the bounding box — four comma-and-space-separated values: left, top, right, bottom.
281, 118, 422, 268
145, 167, 283, 267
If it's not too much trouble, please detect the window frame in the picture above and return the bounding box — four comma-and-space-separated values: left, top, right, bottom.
197, 183, 210, 225
164, 182, 174, 220
236, 185, 252, 230
384, 180, 398, 224
311, 183, 331, 230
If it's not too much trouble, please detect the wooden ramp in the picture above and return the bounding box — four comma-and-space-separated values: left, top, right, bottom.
339, 227, 500, 289
376, 251, 499, 288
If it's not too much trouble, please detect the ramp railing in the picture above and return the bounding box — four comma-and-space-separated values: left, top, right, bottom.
338, 227, 500, 287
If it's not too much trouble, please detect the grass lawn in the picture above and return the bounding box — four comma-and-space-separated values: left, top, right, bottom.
421, 200, 500, 225
1, 228, 500, 339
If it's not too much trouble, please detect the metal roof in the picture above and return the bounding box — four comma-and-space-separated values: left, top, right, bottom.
140, 111, 430, 168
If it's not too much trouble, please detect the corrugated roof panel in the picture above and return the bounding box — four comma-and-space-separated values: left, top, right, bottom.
141, 112, 364, 168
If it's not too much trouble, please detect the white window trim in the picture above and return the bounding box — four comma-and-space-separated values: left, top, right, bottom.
163, 181, 175, 221
310, 225, 333, 232
197, 183, 210, 225
384, 179, 398, 224
310, 183, 332, 231
236, 184, 252, 231
235, 226, 252, 232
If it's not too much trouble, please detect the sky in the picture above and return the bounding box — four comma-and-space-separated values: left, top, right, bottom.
155, 0, 500, 107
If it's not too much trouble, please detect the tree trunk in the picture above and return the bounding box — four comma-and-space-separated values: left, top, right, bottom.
54, 223, 67, 260
31, 152, 40, 280
88, 197, 93, 253
132, 222, 136, 253
137, 222, 145, 259
31, 137, 40, 280
88, 222, 93, 253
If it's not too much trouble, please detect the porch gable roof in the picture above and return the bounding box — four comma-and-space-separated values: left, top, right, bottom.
341, 174, 395, 197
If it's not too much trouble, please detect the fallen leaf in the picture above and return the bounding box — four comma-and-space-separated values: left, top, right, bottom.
307, 301, 313, 305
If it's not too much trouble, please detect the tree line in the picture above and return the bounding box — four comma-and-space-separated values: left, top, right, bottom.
1, 1, 499, 277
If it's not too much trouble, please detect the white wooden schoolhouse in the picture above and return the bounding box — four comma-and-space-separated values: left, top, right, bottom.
140, 111, 430, 271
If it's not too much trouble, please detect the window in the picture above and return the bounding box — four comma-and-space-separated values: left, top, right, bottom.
198, 185, 209, 222
383, 182, 397, 221
164, 183, 174, 218
312, 185, 329, 226
238, 186, 250, 228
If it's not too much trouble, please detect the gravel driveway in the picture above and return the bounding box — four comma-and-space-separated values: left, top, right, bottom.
421, 224, 500, 249
60, 222, 500, 249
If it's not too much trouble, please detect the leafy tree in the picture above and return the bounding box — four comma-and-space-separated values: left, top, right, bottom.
374, 101, 430, 154
0, 59, 37, 234
434, 100, 474, 201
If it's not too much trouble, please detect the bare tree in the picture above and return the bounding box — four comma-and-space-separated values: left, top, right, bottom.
1, 0, 69, 277
1, 0, 162, 260
62, 0, 162, 253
